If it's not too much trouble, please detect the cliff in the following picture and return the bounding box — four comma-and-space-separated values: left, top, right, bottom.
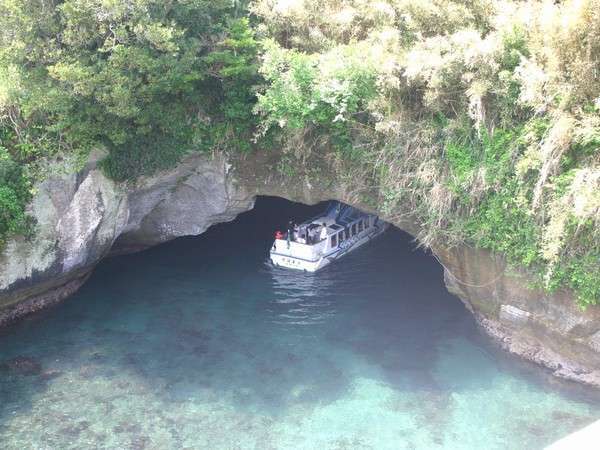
1, 151, 599, 387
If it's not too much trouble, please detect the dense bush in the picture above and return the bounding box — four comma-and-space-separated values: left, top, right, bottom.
0, 0, 260, 181
0, 141, 32, 245
255, 39, 380, 158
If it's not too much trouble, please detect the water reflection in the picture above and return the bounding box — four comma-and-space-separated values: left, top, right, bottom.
266, 264, 337, 325
264, 229, 389, 327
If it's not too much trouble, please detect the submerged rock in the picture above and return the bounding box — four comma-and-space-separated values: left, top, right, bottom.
59, 420, 91, 439
113, 421, 142, 435
1, 356, 42, 375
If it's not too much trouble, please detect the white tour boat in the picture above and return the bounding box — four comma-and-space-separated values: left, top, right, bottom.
269, 203, 388, 272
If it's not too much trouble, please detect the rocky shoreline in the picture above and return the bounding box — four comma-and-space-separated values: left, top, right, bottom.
0, 271, 92, 328
475, 313, 600, 388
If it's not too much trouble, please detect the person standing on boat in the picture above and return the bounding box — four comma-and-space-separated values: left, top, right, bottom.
305, 226, 312, 244
287, 221, 293, 247
320, 223, 328, 242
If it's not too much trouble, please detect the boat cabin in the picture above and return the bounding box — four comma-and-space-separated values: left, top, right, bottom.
270, 203, 382, 271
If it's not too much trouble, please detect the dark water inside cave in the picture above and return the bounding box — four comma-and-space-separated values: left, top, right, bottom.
0, 197, 599, 449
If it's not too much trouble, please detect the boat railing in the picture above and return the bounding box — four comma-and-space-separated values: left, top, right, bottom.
298, 201, 349, 226
278, 231, 327, 246
279, 202, 373, 248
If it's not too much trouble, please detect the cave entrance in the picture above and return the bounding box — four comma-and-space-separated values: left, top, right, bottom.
161, 194, 475, 341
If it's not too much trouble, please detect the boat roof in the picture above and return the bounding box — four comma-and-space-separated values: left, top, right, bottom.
299, 202, 369, 229
335, 211, 364, 227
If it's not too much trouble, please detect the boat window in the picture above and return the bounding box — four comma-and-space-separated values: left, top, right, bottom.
351, 223, 357, 236
358, 220, 363, 232
339, 231, 344, 243
344, 229, 349, 240
364, 217, 370, 227
331, 234, 337, 248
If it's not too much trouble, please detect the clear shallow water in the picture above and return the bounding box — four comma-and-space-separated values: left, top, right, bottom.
1, 197, 599, 450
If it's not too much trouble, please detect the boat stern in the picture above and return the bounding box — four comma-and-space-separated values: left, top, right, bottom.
269, 239, 325, 272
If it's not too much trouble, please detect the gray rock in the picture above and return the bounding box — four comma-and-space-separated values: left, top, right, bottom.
500, 304, 531, 325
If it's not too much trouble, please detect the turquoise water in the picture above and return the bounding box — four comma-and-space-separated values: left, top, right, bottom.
1, 198, 599, 449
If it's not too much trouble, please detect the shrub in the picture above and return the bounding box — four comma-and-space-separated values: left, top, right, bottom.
0, 146, 32, 244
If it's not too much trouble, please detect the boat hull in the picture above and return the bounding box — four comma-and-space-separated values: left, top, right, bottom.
270, 221, 388, 272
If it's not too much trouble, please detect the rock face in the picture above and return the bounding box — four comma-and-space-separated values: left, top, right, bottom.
0, 153, 254, 325
438, 245, 600, 387
1, 150, 599, 388
0, 152, 127, 325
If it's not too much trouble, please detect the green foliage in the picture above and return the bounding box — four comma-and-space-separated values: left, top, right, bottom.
0, 143, 32, 245
101, 15, 263, 181
448, 123, 599, 305
256, 41, 379, 156
100, 134, 188, 182
201, 18, 261, 153
256, 43, 319, 130
444, 126, 540, 267
464, 180, 541, 267
445, 126, 518, 191
499, 26, 530, 71
550, 252, 600, 308
545, 222, 600, 308
445, 135, 477, 188
1, 0, 260, 181
481, 128, 519, 181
